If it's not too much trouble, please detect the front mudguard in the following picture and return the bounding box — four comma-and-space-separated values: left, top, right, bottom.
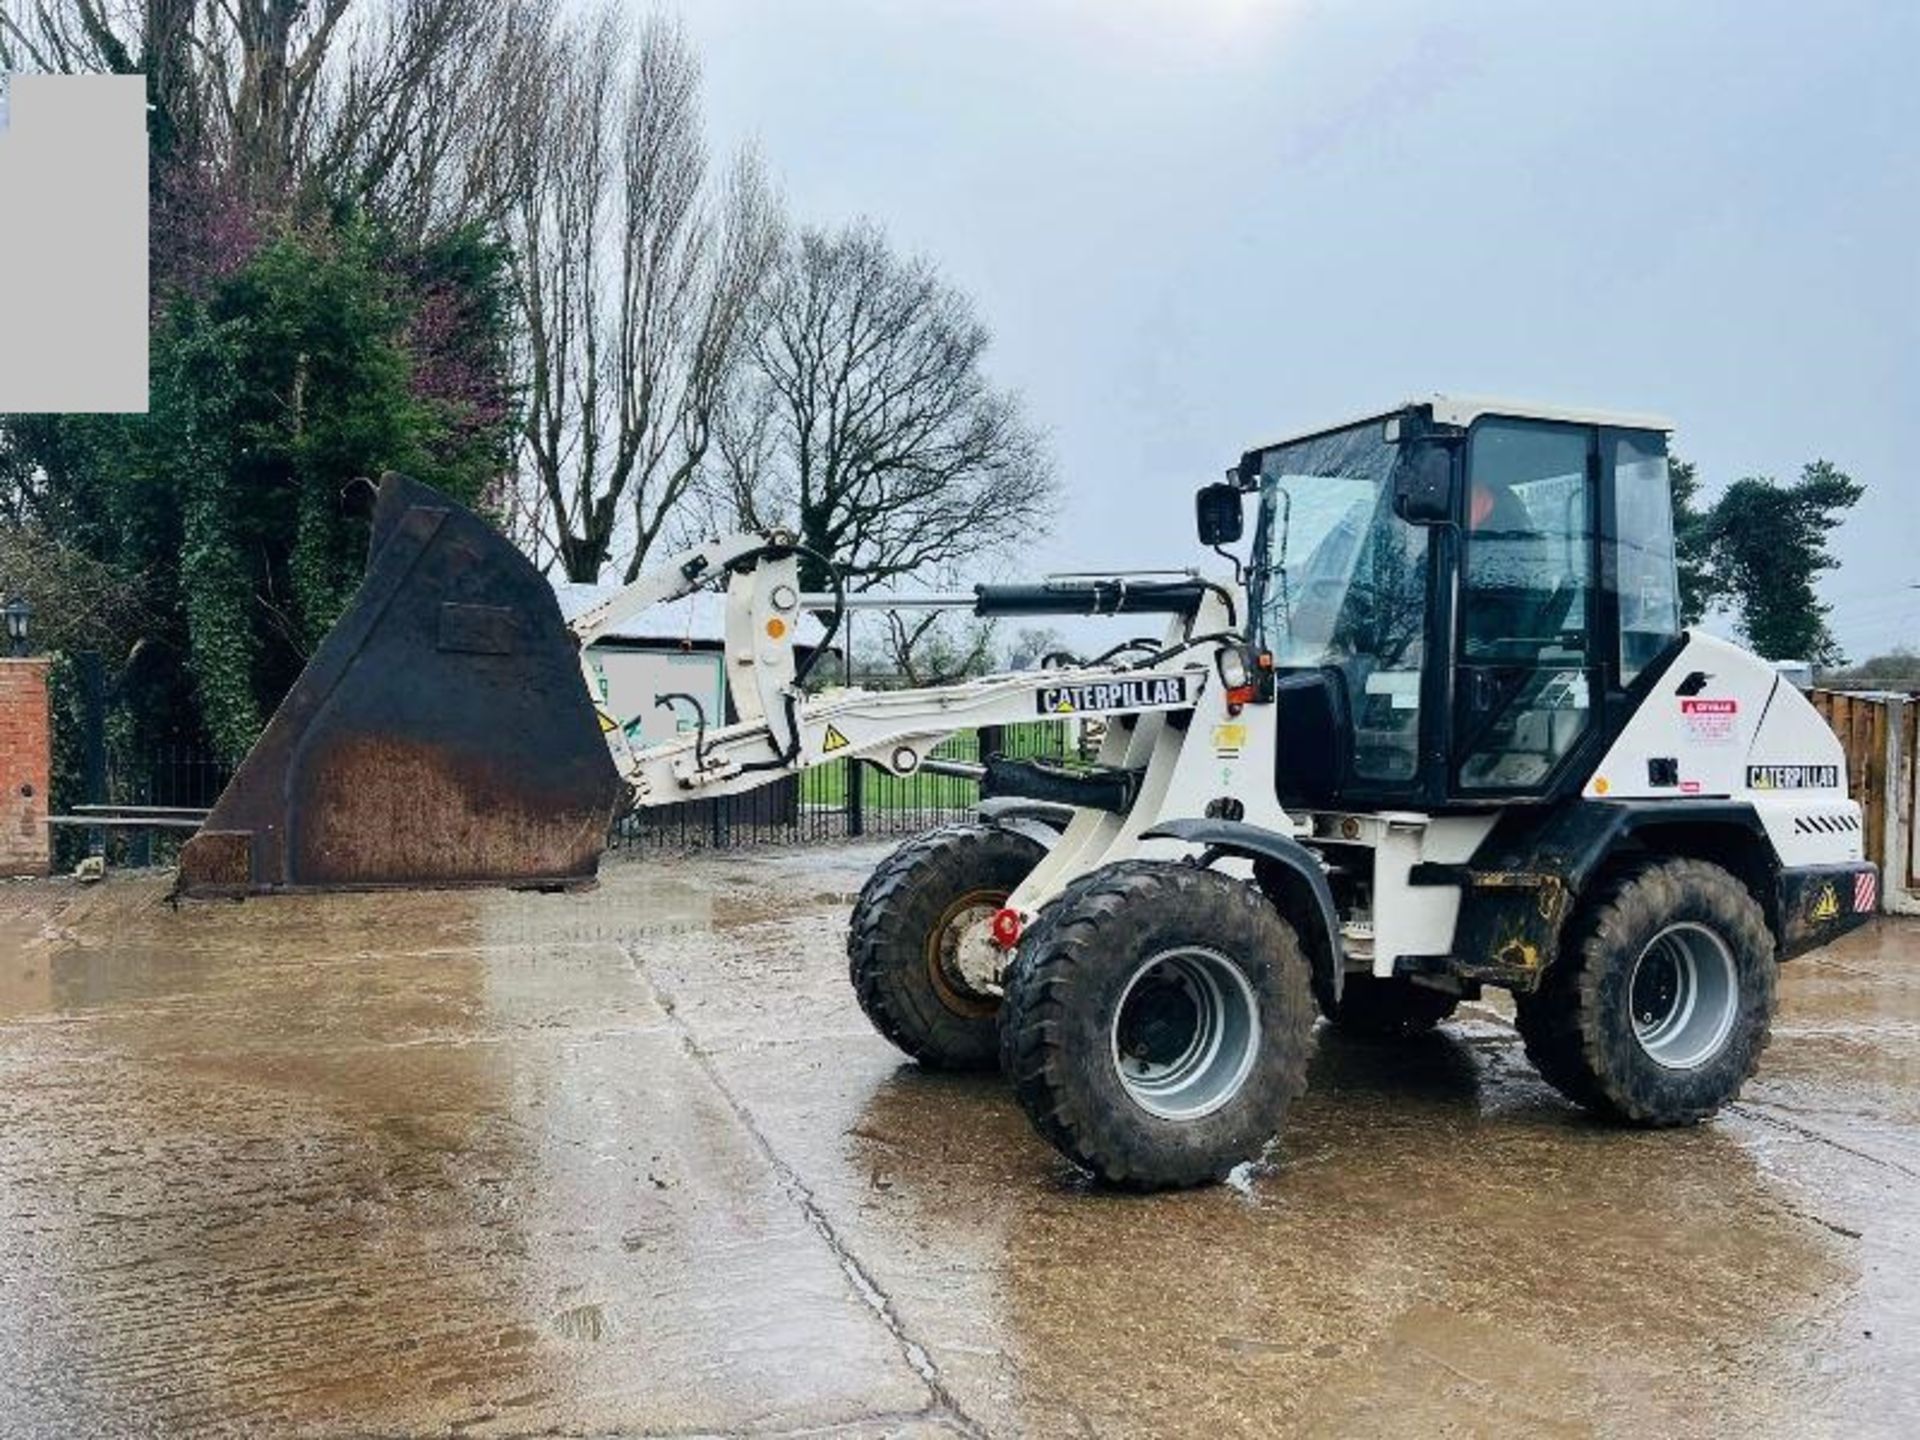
1143, 818, 1344, 1009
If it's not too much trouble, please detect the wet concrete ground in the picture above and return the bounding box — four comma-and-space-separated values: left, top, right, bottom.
0, 844, 1915, 1438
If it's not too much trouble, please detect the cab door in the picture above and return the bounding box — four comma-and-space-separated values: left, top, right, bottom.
1451, 419, 1601, 797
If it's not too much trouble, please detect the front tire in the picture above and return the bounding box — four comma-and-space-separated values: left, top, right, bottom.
999, 861, 1315, 1189
1512, 857, 1776, 1124
848, 823, 1047, 1070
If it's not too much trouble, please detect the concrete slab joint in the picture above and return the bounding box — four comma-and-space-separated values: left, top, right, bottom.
0, 847, 1916, 1434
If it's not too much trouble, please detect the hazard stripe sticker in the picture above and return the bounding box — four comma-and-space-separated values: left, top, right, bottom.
1854, 870, 1878, 914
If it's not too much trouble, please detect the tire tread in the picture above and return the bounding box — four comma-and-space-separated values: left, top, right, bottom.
1000, 860, 1315, 1189
1513, 857, 1775, 1124
848, 823, 1045, 1070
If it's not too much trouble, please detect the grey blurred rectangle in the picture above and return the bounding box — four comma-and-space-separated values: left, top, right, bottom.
0, 73, 148, 412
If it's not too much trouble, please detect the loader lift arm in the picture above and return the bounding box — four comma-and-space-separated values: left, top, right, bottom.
176, 473, 1250, 897
573, 516, 1331, 1013
592, 528, 1235, 807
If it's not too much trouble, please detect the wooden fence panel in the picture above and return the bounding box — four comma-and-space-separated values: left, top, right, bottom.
1905, 703, 1919, 892
1867, 701, 1888, 866
1813, 690, 1873, 865
1810, 688, 1920, 909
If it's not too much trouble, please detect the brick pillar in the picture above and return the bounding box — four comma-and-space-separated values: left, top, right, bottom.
0, 659, 52, 877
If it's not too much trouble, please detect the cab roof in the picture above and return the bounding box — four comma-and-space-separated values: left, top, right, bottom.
1254, 394, 1675, 454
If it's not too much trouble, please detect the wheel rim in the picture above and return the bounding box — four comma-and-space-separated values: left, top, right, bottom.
1109, 947, 1260, 1120
925, 888, 1005, 1020
1628, 922, 1739, 1070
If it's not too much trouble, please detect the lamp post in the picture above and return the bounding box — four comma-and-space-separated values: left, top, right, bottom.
2, 595, 30, 658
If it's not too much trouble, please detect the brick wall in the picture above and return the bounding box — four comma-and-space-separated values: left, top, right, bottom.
0, 659, 52, 877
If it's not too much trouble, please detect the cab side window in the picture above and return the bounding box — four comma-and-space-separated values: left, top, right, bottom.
1462, 423, 1593, 662
1613, 432, 1682, 684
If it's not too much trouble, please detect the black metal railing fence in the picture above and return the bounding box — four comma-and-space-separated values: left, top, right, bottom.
608, 719, 1094, 853
56, 717, 1091, 867
50, 737, 237, 870
115, 741, 236, 810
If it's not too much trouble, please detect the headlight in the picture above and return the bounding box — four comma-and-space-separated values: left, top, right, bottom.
1218, 646, 1250, 689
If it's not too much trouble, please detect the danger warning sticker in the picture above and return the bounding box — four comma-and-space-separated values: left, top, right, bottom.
1812, 883, 1840, 921
1680, 697, 1738, 745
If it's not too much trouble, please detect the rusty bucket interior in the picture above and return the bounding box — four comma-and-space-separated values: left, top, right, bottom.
176, 475, 626, 897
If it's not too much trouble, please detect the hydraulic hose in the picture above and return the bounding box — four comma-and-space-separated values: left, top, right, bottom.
1131, 629, 1245, 670
653, 691, 711, 769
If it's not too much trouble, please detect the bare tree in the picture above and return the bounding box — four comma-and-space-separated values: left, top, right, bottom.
880, 612, 999, 687
719, 221, 1053, 589
306, 0, 553, 239
0, 0, 530, 233
1006, 624, 1068, 670
0, 523, 152, 654
1, 0, 208, 173
503, 7, 779, 582
711, 220, 1054, 674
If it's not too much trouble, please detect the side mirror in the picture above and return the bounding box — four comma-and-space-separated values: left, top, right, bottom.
1196, 482, 1245, 546
1392, 444, 1455, 525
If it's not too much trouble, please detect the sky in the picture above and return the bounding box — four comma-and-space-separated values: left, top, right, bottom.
679, 0, 1918, 660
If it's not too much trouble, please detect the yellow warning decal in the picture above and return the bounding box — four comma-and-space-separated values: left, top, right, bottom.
596, 707, 619, 733
1812, 884, 1839, 921
821, 724, 851, 753
1211, 722, 1247, 757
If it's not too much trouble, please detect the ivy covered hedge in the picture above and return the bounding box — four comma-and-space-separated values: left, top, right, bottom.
2, 205, 515, 765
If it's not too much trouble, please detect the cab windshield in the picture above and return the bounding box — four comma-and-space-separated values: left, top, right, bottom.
1250, 419, 1428, 783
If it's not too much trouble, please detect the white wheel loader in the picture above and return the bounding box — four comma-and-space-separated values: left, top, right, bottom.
179, 396, 1879, 1189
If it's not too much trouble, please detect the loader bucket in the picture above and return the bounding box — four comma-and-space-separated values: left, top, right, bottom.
176, 474, 627, 897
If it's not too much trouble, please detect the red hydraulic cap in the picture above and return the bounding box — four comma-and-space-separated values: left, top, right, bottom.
990, 906, 1024, 948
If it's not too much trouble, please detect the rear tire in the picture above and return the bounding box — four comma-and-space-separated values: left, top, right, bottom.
1320, 974, 1459, 1039
848, 823, 1047, 1070
999, 861, 1315, 1190
1512, 857, 1776, 1124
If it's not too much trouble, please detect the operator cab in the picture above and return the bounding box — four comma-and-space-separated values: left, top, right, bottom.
1222, 396, 1681, 810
